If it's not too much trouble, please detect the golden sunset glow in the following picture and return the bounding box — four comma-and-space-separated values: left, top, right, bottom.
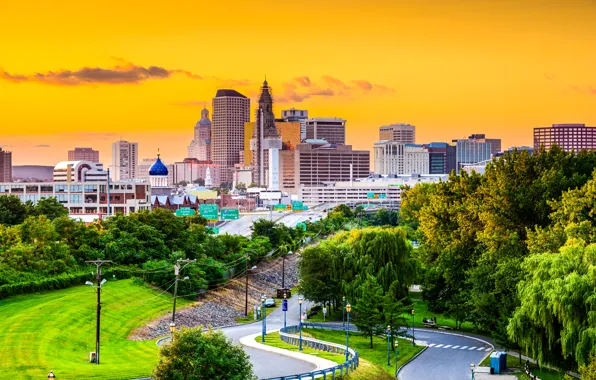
1, 0, 595, 165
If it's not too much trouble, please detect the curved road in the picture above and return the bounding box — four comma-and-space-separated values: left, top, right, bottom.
221, 294, 316, 379
399, 328, 493, 380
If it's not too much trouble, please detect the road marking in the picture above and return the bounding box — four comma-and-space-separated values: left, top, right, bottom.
460, 346, 469, 349
477, 347, 487, 350
452, 345, 460, 349
443, 345, 452, 348
468, 346, 477, 350
485, 348, 492, 352
435, 344, 444, 348
428, 344, 436, 347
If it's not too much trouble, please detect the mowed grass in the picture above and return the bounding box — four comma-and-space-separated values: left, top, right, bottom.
0, 279, 189, 380
480, 353, 566, 380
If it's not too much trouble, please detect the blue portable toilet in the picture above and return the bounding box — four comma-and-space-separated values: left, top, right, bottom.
499, 352, 507, 371
490, 352, 502, 374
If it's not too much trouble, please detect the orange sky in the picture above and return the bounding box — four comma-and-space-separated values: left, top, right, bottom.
1, 0, 595, 166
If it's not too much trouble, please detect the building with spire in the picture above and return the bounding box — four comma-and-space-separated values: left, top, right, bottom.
187, 107, 212, 161
250, 80, 282, 188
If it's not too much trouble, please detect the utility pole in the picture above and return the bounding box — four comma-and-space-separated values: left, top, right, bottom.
172, 259, 196, 327
85, 260, 113, 365
245, 254, 249, 316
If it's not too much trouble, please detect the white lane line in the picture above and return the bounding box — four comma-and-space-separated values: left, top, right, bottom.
485, 348, 493, 352
428, 344, 436, 347
452, 345, 460, 349
443, 345, 452, 349
477, 347, 487, 351
460, 346, 469, 349
435, 344, 444, 348
468, 346, 477, 350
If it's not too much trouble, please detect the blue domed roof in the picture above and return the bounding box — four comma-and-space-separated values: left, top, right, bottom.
149, 154, 168, 176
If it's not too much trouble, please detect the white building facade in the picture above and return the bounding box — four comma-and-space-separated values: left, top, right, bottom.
374, 141, 429, 176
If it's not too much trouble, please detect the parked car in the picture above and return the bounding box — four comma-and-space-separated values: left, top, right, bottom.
264, 298, 276, 307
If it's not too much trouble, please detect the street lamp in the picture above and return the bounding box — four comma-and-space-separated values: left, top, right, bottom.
261, 295, 266, 343
471, 363, 475, 380
411, 309, 415, 346
342, 296, 346, 329
387, 325, 391, 366
394, 341, 399, 377
283, 292, 287, 328
345, 303, 352, 362
48, 372, 56, 379
298, 296, 303, 351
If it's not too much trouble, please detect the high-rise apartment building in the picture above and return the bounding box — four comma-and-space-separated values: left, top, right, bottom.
533, 124, 596, 152
0, 148, 12, 182
304, 118, 346, 145
187, 107, 212, 161
111, 140, 138, 181
374, 141, 429, 175
212, 89, 250, 183
379, 123, 416, 144
281, 108, 308, 140
68, 147, 100, 163
423, 142, 457, 174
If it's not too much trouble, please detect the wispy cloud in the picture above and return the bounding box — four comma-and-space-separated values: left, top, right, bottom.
0, 61, 202, 86
34, 144, 51, 148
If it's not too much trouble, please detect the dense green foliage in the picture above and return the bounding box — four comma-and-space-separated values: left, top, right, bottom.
0, 195, 67, 226
399, 146, 596, 369
153, 327, 256, 380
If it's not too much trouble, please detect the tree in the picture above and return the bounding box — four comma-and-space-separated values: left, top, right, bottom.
177, 181, 189, 187
383, 281, 409, 350
153, 327, 256, 380
297, 244, 339, 306
0, 195, 28, 226
236, 182, 247, 191
33, 197, 68, 220
193, 178, 205, 186
353, 275, 385, 348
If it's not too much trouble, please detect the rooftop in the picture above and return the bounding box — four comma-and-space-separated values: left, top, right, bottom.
215, 89, 247, 98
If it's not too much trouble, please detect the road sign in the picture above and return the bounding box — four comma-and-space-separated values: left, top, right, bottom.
175, 208, 195, 217
379, 194, 387, 199
274, 204, 286, 210
206, 226, 220, 234
282, 299, 288, 311
323, 307, 327, 315
221, 208, 240, 220
296, 222, 307, 232
292, 201, 304, 212
367, 192, 386, 199
200, 204, 219, 220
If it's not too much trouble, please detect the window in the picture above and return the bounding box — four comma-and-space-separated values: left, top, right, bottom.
26, 185, 39, 192
40, 185, 53, 192
84, 184, 97, 192
26, 194, 39, 202
70, 194, 83, 203
56, 194, 68, 203
55, 185, 67, 192
70, 185, 82, 192
0, 186, 7, 193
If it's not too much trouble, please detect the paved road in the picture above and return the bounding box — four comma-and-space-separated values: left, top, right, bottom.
221, 294, 315, 379
218, 210, 325, 237
399, 328, 493, 380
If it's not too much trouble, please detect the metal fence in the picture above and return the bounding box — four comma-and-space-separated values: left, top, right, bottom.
262, 324, 360, 380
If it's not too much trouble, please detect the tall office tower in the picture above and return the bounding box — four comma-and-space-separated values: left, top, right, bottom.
423, 142, 457, 174
305, 118, 346, 145
467, 134, 501, 156
212, 90, 250, 184
0, 147, 12, 182
379, 123, 416, 144
534, 123, 596, 152
111, 140, 138, 181
281, 108, 308, 140
250, 80, 282, 188
452, 136, 493, 173
373, 141, 429, 175
68, 147, 100, 163
187, 107, 212, 161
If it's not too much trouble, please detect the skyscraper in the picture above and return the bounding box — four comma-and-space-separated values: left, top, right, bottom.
281, 108, 308, 140
467, 134, 501, 156
187, 107, 212, 161
534, 123, 596, 152
379, 123, 416, 144
250, 80, 282, 188
373, 141, 429, 175
68, 147, 100, 163
0, 147, 12, 182
212, 90, 250, 184
304, 118, 346, 145
111, 140, 138, 181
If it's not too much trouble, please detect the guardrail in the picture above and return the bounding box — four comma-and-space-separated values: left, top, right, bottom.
262, 324, 360, 380
300, 322, 360, 332
524, 361, 542, 380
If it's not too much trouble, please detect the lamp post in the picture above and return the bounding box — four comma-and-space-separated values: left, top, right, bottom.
342, 296, 346, 329
261, 295, 266, 343
471, 363, 475, 380
283, 292, 287, 328
298, 296, 303, 351
345, 303, 352, 362
387, 325, 391, 366
411, 309, 415, 346
169, 322, 176, 342
48, 372, 56, 379
394, 340, 399, 377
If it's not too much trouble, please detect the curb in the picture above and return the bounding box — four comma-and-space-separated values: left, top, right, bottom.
397, 345, 428, 376
155, 321, 254, 347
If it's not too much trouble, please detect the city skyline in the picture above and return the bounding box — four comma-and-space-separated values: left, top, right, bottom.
1, 0, 596, 166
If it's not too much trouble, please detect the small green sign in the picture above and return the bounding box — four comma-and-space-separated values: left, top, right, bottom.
200, 204, 219, 220
367, 192, 386, 199
296, 222, 307, 232
221, 208, 240, 220
176, 208, 195, 217
367, 192, 375, 199
206, 226, 220, 234
379, 194, 387, 199
292, 201, 304, 211
274, 204, 286, 210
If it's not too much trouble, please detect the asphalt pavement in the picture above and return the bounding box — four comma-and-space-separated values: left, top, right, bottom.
398, 328, 493, 380
221, 294, 315, 379
218, 211, 324, 237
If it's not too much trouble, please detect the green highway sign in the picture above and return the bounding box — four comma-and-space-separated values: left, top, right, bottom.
221, 208, 240, 220
176, 208, 195, 217
367, 192, 387, 199
292, 201, 304, 211
296, 222, 307, 232
200, 204, 219, 220
274, 204, 286, 210
367, 192, 375, 199
206, 226, 220, 234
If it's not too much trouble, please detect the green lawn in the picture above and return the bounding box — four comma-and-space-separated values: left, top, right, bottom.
480, 353, 566, 380
406, 291, 476, 332
306, 307, 343, 323
304, 329, 424, 376
0, 279, 189, 379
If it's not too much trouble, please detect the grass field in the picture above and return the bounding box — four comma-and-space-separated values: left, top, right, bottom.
480, 353, 566, 380
0, 279, 189, 379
